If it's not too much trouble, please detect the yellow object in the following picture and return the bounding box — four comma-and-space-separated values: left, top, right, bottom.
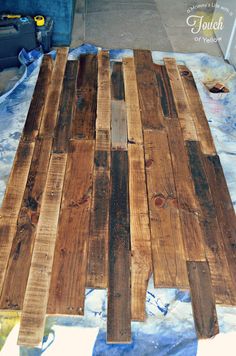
3, 14, 21, 19
34, 15, 45, 27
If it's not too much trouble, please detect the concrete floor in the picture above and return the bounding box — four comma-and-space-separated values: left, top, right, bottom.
71, 0, 223, 56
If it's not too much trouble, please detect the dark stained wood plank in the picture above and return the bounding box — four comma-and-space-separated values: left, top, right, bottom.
53, 60, 79, 153
107, 151, 131, 343
22, 55, 53, 142
111, 62, 127, 150
187, 261, 219, 339
186, 141, 236, 304
133, 50, 164, 130
72, 54, 98, 139
144, 130, 188, 288
123, 57, 143, 144
128, 144, 152, 320
96, 51, 111, 131
154, 64, 178, 119
87, 129, 110, 289
39, 47, 69, 136
204, 155, 236, 290
166, 119, 206, 261
164, 58, 198, 141
178, 65, 216, 155
48, 140, 94, 315
18, 153, 67, 347
0, 137, 52, 310
0, 142, 35, 294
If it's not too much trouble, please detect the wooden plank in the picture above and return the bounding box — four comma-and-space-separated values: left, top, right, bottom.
48, 140, 94, 315
187, 261, 219, 339
0, 52, 72, 311
154, 64, 178, 119
178, 65, 216, 155
96, 51, 111, 131
72, 54, 98, 139
133, 50, 164, 130
111, 100, 127, 150
164, 58, 198, 140
166, 119, 206, 261
0, 137, 52, 310
39, 47, 69, 136
144, 130, 188, 288
123, 57, 143, 144
204, 155, 236, 290
107, 151, 131, 343
87, 131, 110, 288
18, 154, 67, 347
128, 144, 152, 320
0, 141, 35, 296
22, 55, 53, 142
111, 62, 127, 150
53, 60, 79, 153
186, 141, 235, 304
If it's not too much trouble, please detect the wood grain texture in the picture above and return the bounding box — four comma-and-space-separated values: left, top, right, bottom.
111, 100, 128, 150
72, 54, 98, 139
22, 55, 53, 142
111, 62, 127, 150
144, 130, 188, 288
166, 119, 206, 261
154, 64, 178, 119
186, 141, 235, 304
87, 130, 110, 288
134, 50, 164, 130
96, 51, 111, 130
39, 47, 69, 136
128, 144, 152, 320
178, 65, 216, 155
164, 58, 198, 140
53, 60, 79, 153
107, 151, 131, 343
18, 154, 67, 347
123, 57, 143, 144
48, 140, 94, 314
0, 142, 35, 296
204, 155, 236, 294
187, 261, 219, 339
0, 137, 52, 310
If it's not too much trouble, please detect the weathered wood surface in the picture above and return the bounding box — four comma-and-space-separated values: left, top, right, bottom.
18, 154, 67, 347
72, 54, 98, 139
204, 155, 236, 295
144, 130, 188, 288
154, 64, 178, 119
178, 65, 216, 155
166, 119, 206, 261
187, 261, 219, 339
123, 57, 143, 144
186, 141, 235, 304
107, 151, 131, 343
22, 55, 53, 142
96, 51, 111, 131
48, 141, 94, 314
128, 144, 152, 320
53, 60, 79, 153
134, 50, 164, 130
164, 58, 197, 141
87, 131, 110, 289
111, 62, 127, 150
39, 47, 69, 136
0, 142, 35, 296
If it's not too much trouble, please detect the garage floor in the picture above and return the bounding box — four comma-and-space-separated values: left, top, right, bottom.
71, 0, 223, 56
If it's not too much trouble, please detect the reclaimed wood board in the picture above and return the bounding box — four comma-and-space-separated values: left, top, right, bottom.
0, 49, 235, 347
